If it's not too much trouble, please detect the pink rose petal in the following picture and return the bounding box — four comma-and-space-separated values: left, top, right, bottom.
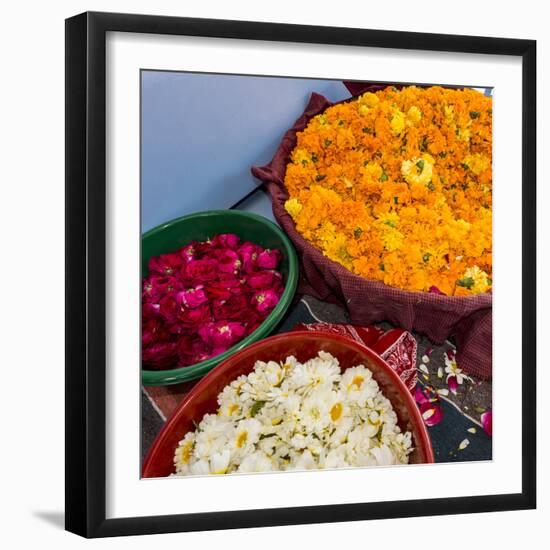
198, 321, 246, 349
143, 276, 182, 302
217, 249, 242, 275
448, 375, 458, 394
148, 252, 183, 276
414, 386, 430, 405
480, 410, 492, 436
142, 342, 178, 370
237, 242, 263, 273
419, 401, 444, 426
211, 233, 240, 250
256, 249, 281, 269
429, 285, 445, 295
183, 258, 219, 282
177, 286, 208, 309
251, 289, 280, 314
246, 270, 280, 290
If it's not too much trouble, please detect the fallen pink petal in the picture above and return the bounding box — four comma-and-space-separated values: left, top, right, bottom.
446, 348, 456, 361
481, 410, 493, 436
428, 285, 445, 295
414, 386, 430, 405
420, 401, 444, 426
448, 375, 458, 394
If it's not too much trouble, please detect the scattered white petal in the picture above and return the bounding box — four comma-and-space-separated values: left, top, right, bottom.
437, 367, 443, 379
422, 408, 435, 420
467, 427, 477, 434
437, 388, 449, 396
419, 364, 429, 375
458, 438, 470, 450
421, 355, 430, 364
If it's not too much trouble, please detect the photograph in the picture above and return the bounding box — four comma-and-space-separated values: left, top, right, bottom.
139, 71, 494, 479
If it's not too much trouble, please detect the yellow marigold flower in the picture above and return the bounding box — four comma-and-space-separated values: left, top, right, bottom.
381, 227, 404, 251
401, 155, 434, 186
457, 127, 471, 142
458, 266, 491, 294
407, 105, 422, 125
284, 198, 302, 220
362, 162, 383, 181
462, 153, 490, 175
358, 92, 379, 108
390, 110, 406, 135
291, 148, 311, 165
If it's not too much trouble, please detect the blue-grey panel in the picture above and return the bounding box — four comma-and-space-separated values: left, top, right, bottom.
234, 188, 277, 224
141, 71, 350, 232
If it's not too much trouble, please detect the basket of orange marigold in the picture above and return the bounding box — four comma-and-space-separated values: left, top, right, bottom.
252, 83, 493, 379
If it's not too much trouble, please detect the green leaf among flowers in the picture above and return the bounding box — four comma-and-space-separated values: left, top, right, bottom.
250, 400, 266, 417
457, 276, 475, 289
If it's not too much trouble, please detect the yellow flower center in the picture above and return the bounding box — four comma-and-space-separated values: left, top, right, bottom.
236, 432, 248, 448
350, 375, 364, 388
179, 441, 193, 464
330, 402, 343, 422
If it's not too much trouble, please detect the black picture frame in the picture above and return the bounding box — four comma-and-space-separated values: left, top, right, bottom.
65, 11, 536, 538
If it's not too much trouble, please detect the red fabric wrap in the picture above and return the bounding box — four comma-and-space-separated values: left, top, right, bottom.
251, 86, 492, 379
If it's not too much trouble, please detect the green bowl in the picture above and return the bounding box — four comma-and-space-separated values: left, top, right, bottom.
141, 210, 299, 386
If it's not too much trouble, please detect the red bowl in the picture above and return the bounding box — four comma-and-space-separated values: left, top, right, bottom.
142, 331, 434, 477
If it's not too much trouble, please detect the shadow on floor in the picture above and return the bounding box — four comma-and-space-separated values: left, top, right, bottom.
33, 510, 65, 530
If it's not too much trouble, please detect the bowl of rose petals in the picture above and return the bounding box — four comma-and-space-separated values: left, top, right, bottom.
141, 210, 298, 385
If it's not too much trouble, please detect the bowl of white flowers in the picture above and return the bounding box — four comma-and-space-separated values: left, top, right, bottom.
142, 331, 434, 478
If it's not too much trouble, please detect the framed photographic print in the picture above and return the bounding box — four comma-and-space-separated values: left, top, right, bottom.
65, 11, 536, 538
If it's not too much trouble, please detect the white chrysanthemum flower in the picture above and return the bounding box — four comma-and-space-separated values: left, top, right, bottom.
174, 432, 196, 473
329, 416, 355, 447
189, 459, 210, 476
231, 418, 262, 456
290, 449, 318, 470
323, 446, 350, 469
209, 450, 231, 474
238, 451, 274, 473
229, 374, 249, 394
341, 366, 379, 407
287, 354, 340, 394
217, 385, 242, 418
370, 444, 399, 466
324, 389, 350, 427
193, 415, 232, 460
172, 351, 413, 476
298, 388, 332, 434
